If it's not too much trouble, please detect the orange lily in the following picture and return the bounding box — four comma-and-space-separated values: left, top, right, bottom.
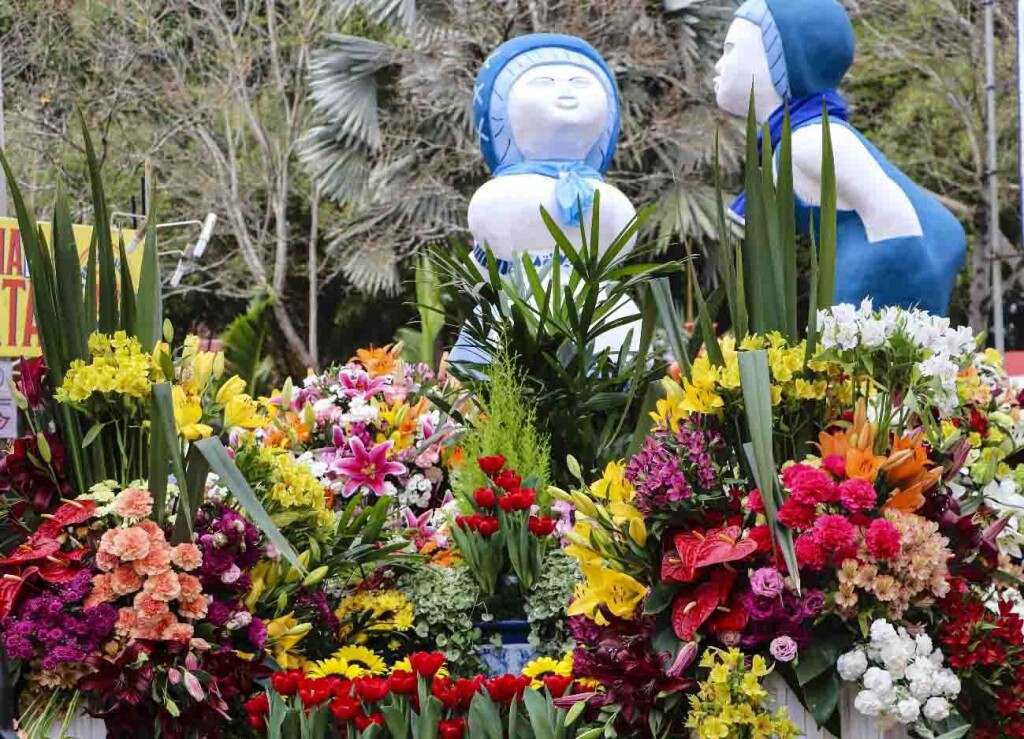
883, 467, 941, 513
885, 430, 929, 486
353, 344, 401, 378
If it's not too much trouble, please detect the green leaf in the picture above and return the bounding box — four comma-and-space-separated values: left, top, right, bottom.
643, 582, 679, 615
151, 384, 190, 538
416, 695, 442, 739
652, 279, 690, 374
51, 184, 89, 361
137, 216, 163, 350
777, 103, 798, 341
79, 112, 119, 333
564, 700, 587, 728
795, 639, 844, 686
693, 282, 724, 367
801, 671, 840, 728
149, 394, 169, 526
81, 422, 106, 449
469, 693, 503, 739
118, 233, 137, 335
194, 436, 306, 572
523, 688, 556, 739
817, 106, 838, 308
934, 726, 971, 739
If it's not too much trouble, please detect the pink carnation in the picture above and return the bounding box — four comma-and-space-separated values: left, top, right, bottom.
85, 574, 116, 607
115, 607, 138, 636
112, 526, 151, 561
178, 573, 203, 600
139, 519, 167, 544
163, 622, 194, 643
812, 514, 857, 551
794, 533, 826, 570
838, 478, 877, 513
170, 543, 203, 572
746, 488, 766, 514
134, 591, 171, 621
822, 455, 847, 478
95, 549, 119, 572
782, 464, 837, 504
865, 518, 902, 560
133, 542, 172, 576
111, 486, 154, 519
110, 565, 144, 596
144, 571, 182, 602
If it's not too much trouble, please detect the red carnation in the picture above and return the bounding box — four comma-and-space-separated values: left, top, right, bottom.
354, 676, 390, 703
355, 713, 386, 732
777, 499, 817, 530
329, 696, 362, 721
812, 514, 856, 551
794, 533, 826, 570
746, 488, 766, 514
542, 674, 575, 698
865, 518, 901, 560
409, 651, 447, 678
438, 718, 466, 739
473, 487, 497, 508
838, 478, 877, 513
748, 525, 773, 553
528, 516, 557, 536
478, 455, 507, 476
389, 670, 417, 696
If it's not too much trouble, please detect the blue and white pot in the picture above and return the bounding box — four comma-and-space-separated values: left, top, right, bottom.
475, 619, 537, 676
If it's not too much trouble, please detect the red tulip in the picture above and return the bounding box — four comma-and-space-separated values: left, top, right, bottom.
542, 674, 574, 698
473, 487, 497, 508
409, 651, 447, 678
329, 695, 362, 721
355, 676, 390, 703
299, 677, 333, 707
454, 676, 484, 709
477, 455, 506, 476
484, 674, 529, 704
477, 515, 500, 538
438, 717, 466, 739
528, 516, 557, 536
431, 676, 462, 710
354, 712, 386, 732
271, 669, 303, 697
494, 470, 522, 491
243, 693, 269, 717
389, 669, 417, 696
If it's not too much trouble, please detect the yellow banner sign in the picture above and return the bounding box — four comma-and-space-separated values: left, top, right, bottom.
0, 217, 143, 358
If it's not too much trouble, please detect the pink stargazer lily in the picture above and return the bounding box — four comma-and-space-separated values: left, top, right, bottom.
330, 437, 406, 498
338, 368, 390, 400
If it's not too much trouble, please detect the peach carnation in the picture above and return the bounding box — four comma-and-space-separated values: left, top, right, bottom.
177, 573, 203, 600
134, 591, 171, 621
177, 596, 208, 620
170, 543, 203, 572
98, 529, 119, 556
163, 622, 194, 643
132, 542, 171, 576
112, 526, 151, 561
138, 519, 166, 543
143, 570, 181, 602
95, 549, 119, 572
84, 574, 116, 608
115, 607, 139, 637
110, 565, 144, 596
111, 486, 154, 520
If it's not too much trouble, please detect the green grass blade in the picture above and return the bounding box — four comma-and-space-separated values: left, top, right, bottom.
735, 242, 748, 340
694, 282, 724, 367
742, 92, 771, 334
778, 104, 798, 341
151, 383, 191, 541
652, 278, 691, 375
739, 350, 800, 592
52, 184, 88, 361
713, 129, 741, 338
79, 113, 119, 333
805, 219, 821, 361
149, 392, 169, 526
195, 436, 306, 573
137, 216, 163, 350
817, 106, 838, 308
85, 233, 98, 328
760, 121, 785, 332
118, 233, 136, 336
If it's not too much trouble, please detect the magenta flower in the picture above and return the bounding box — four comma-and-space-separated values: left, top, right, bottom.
331, 437, 406, 497
338, 368, 389, 400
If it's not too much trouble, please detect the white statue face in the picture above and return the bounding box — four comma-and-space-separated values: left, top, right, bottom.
508, 64, 609, 161
714, 19, 784, 122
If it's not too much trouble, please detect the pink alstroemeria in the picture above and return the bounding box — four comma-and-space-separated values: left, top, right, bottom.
331, 437, 406, 498
338, 368, 389, 401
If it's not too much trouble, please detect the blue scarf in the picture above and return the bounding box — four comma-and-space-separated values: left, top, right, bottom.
493, 161, 603, 227
730, 91, 848, 219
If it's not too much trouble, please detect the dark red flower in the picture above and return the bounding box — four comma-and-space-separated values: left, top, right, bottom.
478, 456, 506, 476
271, 669, 303, 697
794, 533, 826, 570
329, 696, 362, 721
542, 675, 574, 698
528, 516, 557, 536
454, 676, 484, 709
473, 487, 497, 508
389, 670, 417, 696
409, 651, 447, 678
509, 488, 536, 511
354, 676, 390, 703
0, 432, 72, 514
477, 515, 500, 538
432, 676, 461, 710
970, 409, 989, 437
355, 712, 386, 732
438, 718, 466, 739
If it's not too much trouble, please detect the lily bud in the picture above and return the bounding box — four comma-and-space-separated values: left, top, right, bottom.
36, 432, 51, 464
302, 565, 329, 589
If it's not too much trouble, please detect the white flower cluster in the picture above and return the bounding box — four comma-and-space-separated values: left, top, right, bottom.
818, 300, 977, 413
397, 473, 434, 509
838, 620, 960, 727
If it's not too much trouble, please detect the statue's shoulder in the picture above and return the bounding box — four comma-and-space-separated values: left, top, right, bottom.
790, 121, 869, 174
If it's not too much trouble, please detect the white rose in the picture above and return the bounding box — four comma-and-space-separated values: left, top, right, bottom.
863, 667, 893, 693
923, 697, 950, 722
854, 690, 885, 717
838, 650, 869, 681
895, 698, 921, 724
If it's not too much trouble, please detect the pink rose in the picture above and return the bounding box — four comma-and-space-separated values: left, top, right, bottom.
770, 636, 799, 663
170, 543, 203, 572
111, 486, 154, 520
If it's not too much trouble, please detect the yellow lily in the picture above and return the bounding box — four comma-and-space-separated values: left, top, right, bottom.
216, 375, 248, 405
265, 613, 312, 670
172, 385, 213, 440
590, 461, 634, 503
224, 394, 265, 430
608, 501, 647, 546
192, 351, 217, 393
566, 562, 647, 625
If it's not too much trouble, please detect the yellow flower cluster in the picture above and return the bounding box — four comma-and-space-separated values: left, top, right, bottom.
335, 589, 415, 642
261, 448, 335, 530
685, 649, 798, 739
653, 333, 838, 428
57, 331, 163, 403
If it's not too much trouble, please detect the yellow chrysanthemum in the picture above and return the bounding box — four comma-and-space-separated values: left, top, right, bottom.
334, 646, 387, 675
307, 656, 366, 680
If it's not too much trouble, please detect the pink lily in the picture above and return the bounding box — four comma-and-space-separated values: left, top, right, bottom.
330, 437, 406, 498
401, 508, 437, 538
338, 368, 389, 400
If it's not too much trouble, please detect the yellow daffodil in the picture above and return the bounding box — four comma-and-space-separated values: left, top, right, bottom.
171, 385, 213, 440
216, 375, 248, 404
566, 562, 647, 625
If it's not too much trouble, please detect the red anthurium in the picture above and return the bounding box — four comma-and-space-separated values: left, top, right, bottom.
34, 500, 97, 540
0, 565, 39, 620
671, 569, 738, 641
0, 537, 61, 566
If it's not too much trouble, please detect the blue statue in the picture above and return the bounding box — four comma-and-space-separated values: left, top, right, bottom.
717, 0, 967, 316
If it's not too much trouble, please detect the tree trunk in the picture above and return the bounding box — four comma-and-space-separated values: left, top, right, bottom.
308, 186, 320, 369
272, 301, 315, 373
